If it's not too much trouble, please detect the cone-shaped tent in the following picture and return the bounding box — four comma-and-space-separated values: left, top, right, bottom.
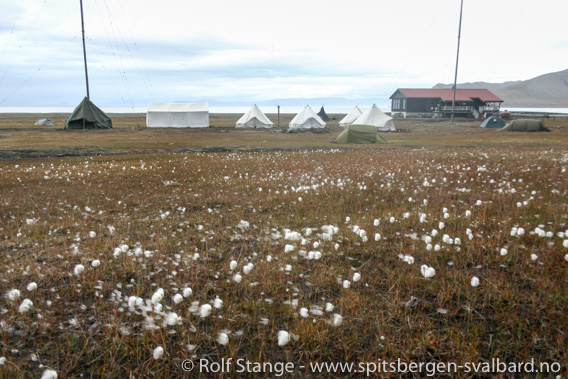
480, 116, 506, 128
332, 124, 388, 144
339, 106, 363, 127
65, 97, 112, 129
500, 119, 550, 132
236, 104, 274, 128
34, 118, 56, 126
317, 106, 331, 122
289, 105, 326, 129
353, 104, 396, 131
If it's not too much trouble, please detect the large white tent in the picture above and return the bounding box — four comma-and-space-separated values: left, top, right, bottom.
146, 102, 209, 128
353, 104, 396, 131
236, 104, 273, 128
339, 106, 363, 127
289, 105, 326, 129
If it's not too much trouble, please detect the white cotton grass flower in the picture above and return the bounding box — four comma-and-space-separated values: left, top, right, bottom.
398, 254, 414, 264
353, 273, 361, 282
325, 302, 334, 312
313, 241, 320, 249
420, 265, 436, 278
471, 276, 480, 287
183, 287, 193, 297
243, 262, 254, 275
173, 294, 183, 304
332, 313, 343, 327
431, 229, 438, 237
476, 200, 482, 206
266, 255, 272, 262
374, 233, 381, 241
300, 307, 309, 318
153, 346, 164, 360
91, 260, 100, 268
373, 219, 380, 226
88, 231, 96, 238
233, 273, 242, 283
229, 260, 238, 270
151, 288, 164, 304
345, 216, 351, 223
27, 282, 37, 291
342, 280, 351, 289
165, 312, 181, 326
284, 244, 295, 253
563, 240, 568, 248
6, 289, 21, 301
439, 222, 445, 230
500, 248, 508, 256
73, 264, 85, 276
0, 357, 5, 365
465, 210, 471, 217
530, 254, 538, 261
217, 332, 229, 346
213, 297, 223, 309
389, 217, 395, 223
19, 298, 33, 313
200, 304, 212, 318
277, 330, 291, 346
41, 369, 58, 379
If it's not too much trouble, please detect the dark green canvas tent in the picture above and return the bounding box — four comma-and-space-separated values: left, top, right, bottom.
317, 106, 331, 122
480, 116, 506, 128
332, 124, 388, 144
500, 119, 549, 132
65, 97, 112, 129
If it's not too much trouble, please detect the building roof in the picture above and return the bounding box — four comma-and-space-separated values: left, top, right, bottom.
392, 88, 503, 102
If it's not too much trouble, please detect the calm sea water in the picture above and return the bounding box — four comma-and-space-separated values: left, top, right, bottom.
0, 106, 567, 115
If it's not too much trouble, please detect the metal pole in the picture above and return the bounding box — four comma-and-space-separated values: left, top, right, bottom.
277, 105, 280, 128
450, 0, 464, 125
80, 0, 90, 101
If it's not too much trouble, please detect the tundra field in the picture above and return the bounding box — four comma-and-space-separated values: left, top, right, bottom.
0, 114, 568, 378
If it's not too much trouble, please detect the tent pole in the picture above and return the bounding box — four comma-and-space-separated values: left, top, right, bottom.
450, 0, 464, 125
80, 0, 90, 101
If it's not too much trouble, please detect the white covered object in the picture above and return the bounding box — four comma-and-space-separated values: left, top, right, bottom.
236, 104, 273, 128
146, 102, 209, 128
353, 104, 396, 131
339, 106, 363, 127
289, 105, 326, 129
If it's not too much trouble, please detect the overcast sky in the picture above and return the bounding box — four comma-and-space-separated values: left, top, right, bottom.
0, 0, 566, 107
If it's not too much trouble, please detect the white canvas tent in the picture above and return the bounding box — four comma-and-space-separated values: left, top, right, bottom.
34, 118, 56, 126
236, 104, 273, 128
353, 104, 396, 131
146, 102, 209, 128
339, 106, 363, 127
289, 105, 326, 129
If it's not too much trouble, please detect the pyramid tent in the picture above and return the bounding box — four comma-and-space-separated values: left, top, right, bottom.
500, 119, 550, 132
289, 105, 326, 129
147, 102, 209, 128
353, 104, 396, 131
34, 118, 56, 126
339, 106, 363, 127
317, 106, 331, 122
236, 105, 273, 128
480, 116, 506, 128
332, 124, 388, 144
65, 97, 112, 129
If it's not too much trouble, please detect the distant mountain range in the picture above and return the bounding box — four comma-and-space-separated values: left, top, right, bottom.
433, 68, 568, 107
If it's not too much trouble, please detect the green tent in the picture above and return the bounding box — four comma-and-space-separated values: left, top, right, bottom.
500, 119, 549, 132
332, 124, 388, 144
480, 116, 506, 128
65, 97, 112, 129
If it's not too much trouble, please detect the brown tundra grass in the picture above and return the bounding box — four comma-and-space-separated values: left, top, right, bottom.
0, 141, 567, 377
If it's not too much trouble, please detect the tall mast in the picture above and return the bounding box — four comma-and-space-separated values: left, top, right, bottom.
450, 0, 464, 125
80, 0, 90, 100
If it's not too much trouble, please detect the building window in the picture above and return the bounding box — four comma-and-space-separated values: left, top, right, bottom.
393, 99, 400, 109
402, 99, 405, 110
